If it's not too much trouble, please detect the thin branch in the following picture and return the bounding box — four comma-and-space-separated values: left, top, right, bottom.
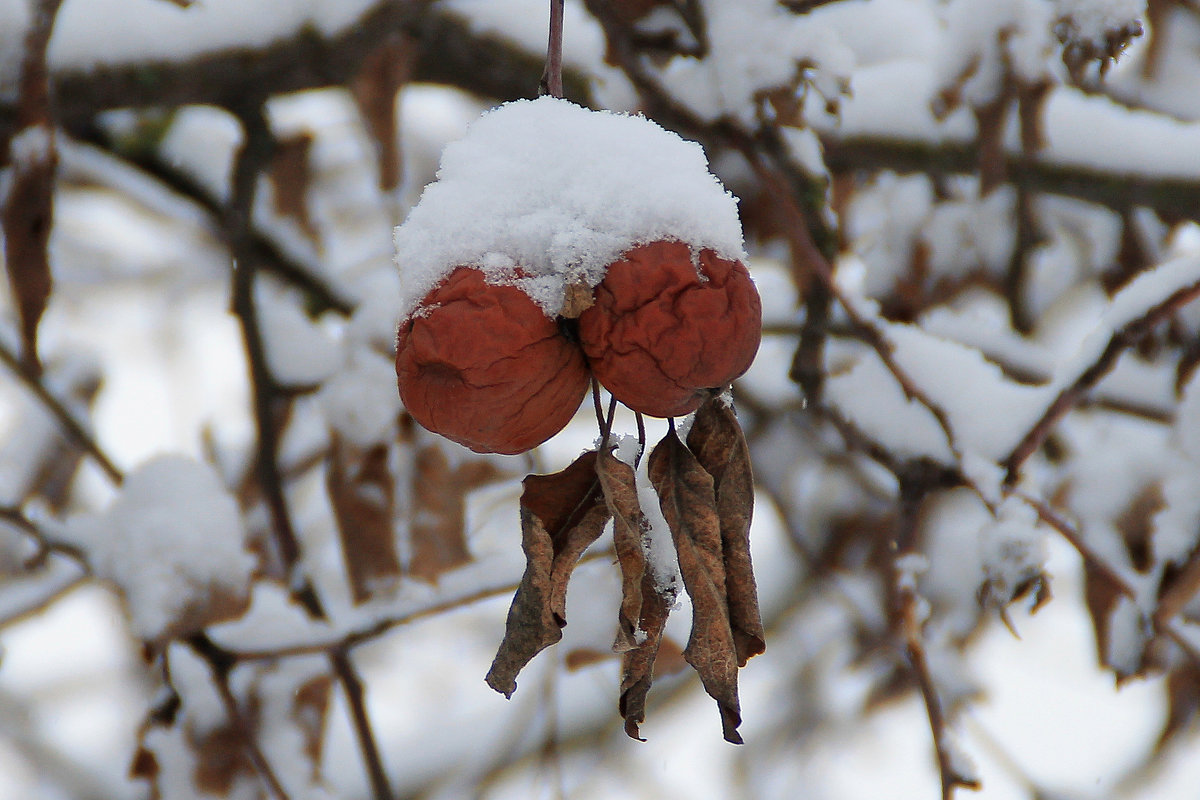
0, 505, 87, 567
0, 568, 86, 630
65, 123, 355, 316
185, 635, 292, 800
222, 101, 393, 800
780, 0, 849, 11
747, 154, 973, 475
0, 338, 124, 485
821, 134, 1200, 223
0, 2, 592, 139
225, 102, 324, 614
591, 376, 607, 437
1020, 493, 1200, 667
890, 472, 980, 800
1003, 275, 1200, 486
225, 548, 618, 661
330, 648, 392, 800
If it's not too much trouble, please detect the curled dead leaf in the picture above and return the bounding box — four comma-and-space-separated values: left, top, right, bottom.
687, 398, 766, 665
596, 448, 647, 652
648, 427, 744, 744
618, 573, 674, 741
486, 450, 611, 697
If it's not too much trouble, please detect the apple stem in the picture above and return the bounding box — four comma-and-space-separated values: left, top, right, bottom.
540, 0, 565, 98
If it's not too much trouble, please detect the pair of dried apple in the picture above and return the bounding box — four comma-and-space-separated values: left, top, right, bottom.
396, 239, 761, 453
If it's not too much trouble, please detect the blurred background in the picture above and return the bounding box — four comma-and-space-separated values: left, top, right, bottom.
3, 0, 1200, 797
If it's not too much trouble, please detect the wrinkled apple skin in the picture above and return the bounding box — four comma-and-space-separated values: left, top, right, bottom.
397, 267, 589, 454
579, 240, 762, 418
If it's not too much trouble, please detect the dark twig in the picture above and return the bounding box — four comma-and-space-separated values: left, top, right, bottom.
0, 505, 87, 567
748, 155, 969, 471
780, 0, 848, 11
330, 648, 393, 800
0, 338, 124, 485
540, 0, 565, 98
591, 377, 607, 437
224, 102, 394, 800
185, 634, 291, 800
0, 2, 591, 140
0, 569, 85, 630
65, 122, 355, 317
225, 103, 321, 612
890, 471, 980, 800
821, 134, 1200, 224
1003, 276, 1200, 486
602, 395, 618, 450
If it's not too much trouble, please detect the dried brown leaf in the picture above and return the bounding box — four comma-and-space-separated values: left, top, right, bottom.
193, 722, 255, 796
618, 573, 674, 741
351, 33, 414, 192
564, 648, 614, 672
597, 448, 647, 651
1115, 482, 1164, 573
268, 132, 318, 242
687, 398, 766, 665
560, 280, 596, 318
408, 445, 502, 583
653, 636, 689, 677
152, 584, 253, 651
1159, 662, 1200, 750
1083, 559, 1124, 671
648, 428, 744, 744
3, 126, 56, 373
291, 672, 333, 767
129, 746, 159, 785
327, 437, 401, 603
486, 450, 611, 697
595, 448, 680, 740
973, 93, 1009, 195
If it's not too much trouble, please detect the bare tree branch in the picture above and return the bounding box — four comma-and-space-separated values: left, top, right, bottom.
0, 2, 591, 141
822, 135, 1200, 223
1003, 275, 1200, 486
0, 337, 124, 485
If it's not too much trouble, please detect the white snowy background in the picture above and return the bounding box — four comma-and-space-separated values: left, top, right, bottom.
3, 0, 1200, 798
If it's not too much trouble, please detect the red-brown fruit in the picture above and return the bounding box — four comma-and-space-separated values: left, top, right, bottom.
396, 267, 589, 454
579, 240, 762, 418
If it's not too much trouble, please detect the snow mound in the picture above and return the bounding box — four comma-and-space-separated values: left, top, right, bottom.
57, 455, 256, 644
393, 96, 745, 319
